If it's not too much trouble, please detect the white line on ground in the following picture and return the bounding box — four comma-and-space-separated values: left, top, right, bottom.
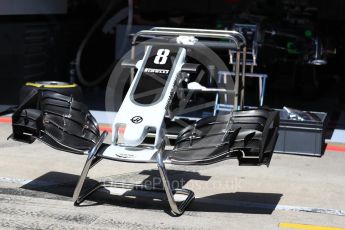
197, 197, 345, 216
0, 177, 59, 187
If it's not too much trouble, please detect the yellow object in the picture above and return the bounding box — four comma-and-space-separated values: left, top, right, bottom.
25, 82, 77, 89
279, 222, 345, 230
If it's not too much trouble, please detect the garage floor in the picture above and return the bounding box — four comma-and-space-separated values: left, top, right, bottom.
0, 122, 345, 230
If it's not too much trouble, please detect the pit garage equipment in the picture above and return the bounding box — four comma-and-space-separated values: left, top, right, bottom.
9, 28, 280, 216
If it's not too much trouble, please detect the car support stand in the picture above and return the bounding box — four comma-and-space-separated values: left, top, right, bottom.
73, 133, 195, 216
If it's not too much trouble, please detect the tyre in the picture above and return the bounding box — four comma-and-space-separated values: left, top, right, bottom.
19, 81, 83, 104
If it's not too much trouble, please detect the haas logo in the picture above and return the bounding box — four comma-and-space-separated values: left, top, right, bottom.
131, 116, 143, 124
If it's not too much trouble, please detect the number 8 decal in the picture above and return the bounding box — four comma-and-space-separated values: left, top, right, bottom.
154, 49, 170, 65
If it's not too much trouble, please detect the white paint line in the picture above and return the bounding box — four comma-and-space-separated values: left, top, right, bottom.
197, 197, 345, 216
275, 204, 345, 216
0, 177, 60, 187
0, 177, 32, 185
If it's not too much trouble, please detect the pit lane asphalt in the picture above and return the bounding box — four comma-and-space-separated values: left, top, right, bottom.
0, 123, 345, 230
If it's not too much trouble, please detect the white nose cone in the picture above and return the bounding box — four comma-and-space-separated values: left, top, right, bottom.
123, 125, 147, 146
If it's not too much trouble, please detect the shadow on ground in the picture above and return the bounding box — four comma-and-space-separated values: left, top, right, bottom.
21, 171, 282, 215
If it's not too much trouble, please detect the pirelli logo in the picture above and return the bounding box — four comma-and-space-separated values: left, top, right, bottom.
144, 68, 169, 74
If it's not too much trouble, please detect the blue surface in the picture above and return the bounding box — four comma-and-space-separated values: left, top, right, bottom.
330, 112, 345, 144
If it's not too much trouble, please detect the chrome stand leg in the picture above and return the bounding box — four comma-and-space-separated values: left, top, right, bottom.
72, 157, 103, 205
156, 144, 195, 216
73, 132, 108, 205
